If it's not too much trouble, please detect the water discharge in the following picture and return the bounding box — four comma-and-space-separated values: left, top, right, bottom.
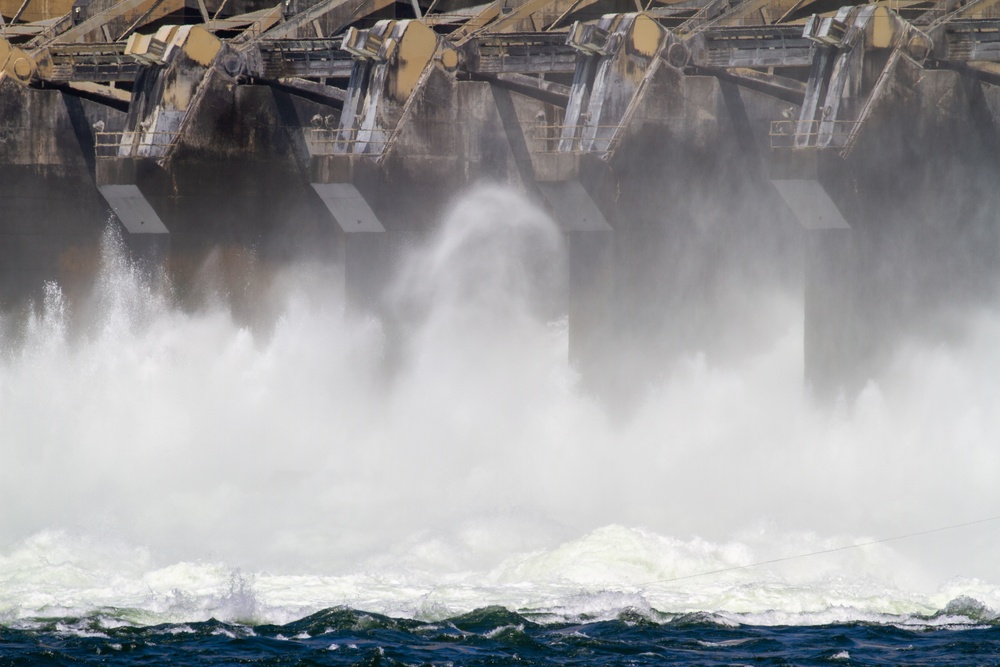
1, 186, 998, 627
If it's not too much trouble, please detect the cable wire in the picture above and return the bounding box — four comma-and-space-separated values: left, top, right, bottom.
646, 513, 1000, 586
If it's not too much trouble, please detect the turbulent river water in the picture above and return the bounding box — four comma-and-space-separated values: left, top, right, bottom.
1, 187, 999, 665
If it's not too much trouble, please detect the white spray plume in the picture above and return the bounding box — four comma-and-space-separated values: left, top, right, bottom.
0, 187, 998, 625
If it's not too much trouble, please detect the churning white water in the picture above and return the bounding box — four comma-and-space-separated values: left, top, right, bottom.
1, 186, 998, 627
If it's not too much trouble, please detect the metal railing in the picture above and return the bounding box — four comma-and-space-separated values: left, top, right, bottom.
530, 123, 625, 154
306, 128, 390, 155
769, 119, 861, 149
95, 130, 179, 159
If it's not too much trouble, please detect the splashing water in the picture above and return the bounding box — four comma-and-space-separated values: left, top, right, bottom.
1, 186, 999, 628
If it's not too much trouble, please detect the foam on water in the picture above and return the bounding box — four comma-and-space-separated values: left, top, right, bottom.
1, 186, 999, 628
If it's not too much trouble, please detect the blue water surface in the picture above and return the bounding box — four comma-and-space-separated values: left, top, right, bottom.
3, 607, 999, 666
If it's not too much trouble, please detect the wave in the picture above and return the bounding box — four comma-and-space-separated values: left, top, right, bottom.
1, 526, 998, 628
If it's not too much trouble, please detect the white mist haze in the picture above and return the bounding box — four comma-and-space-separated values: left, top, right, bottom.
0, 186, 998, 624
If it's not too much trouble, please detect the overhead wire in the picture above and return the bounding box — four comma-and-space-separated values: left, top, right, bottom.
643, 513, 1000, 586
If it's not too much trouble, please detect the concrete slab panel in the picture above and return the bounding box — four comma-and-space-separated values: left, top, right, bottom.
537, 181, 612, 232
98, 184, 169, 234
311, 182, 385, 233
772, 179, 851, 230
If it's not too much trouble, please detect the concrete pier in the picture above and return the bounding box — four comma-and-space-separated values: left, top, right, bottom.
4, 0, 1000, 393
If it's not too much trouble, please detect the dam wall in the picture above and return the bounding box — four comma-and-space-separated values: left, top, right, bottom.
3, 0, 1000, 395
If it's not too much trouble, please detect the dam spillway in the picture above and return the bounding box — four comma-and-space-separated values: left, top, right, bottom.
2, 0, 1000, 395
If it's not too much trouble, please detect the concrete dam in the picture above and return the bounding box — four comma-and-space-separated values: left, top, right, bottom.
3, 0, 1000, 396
